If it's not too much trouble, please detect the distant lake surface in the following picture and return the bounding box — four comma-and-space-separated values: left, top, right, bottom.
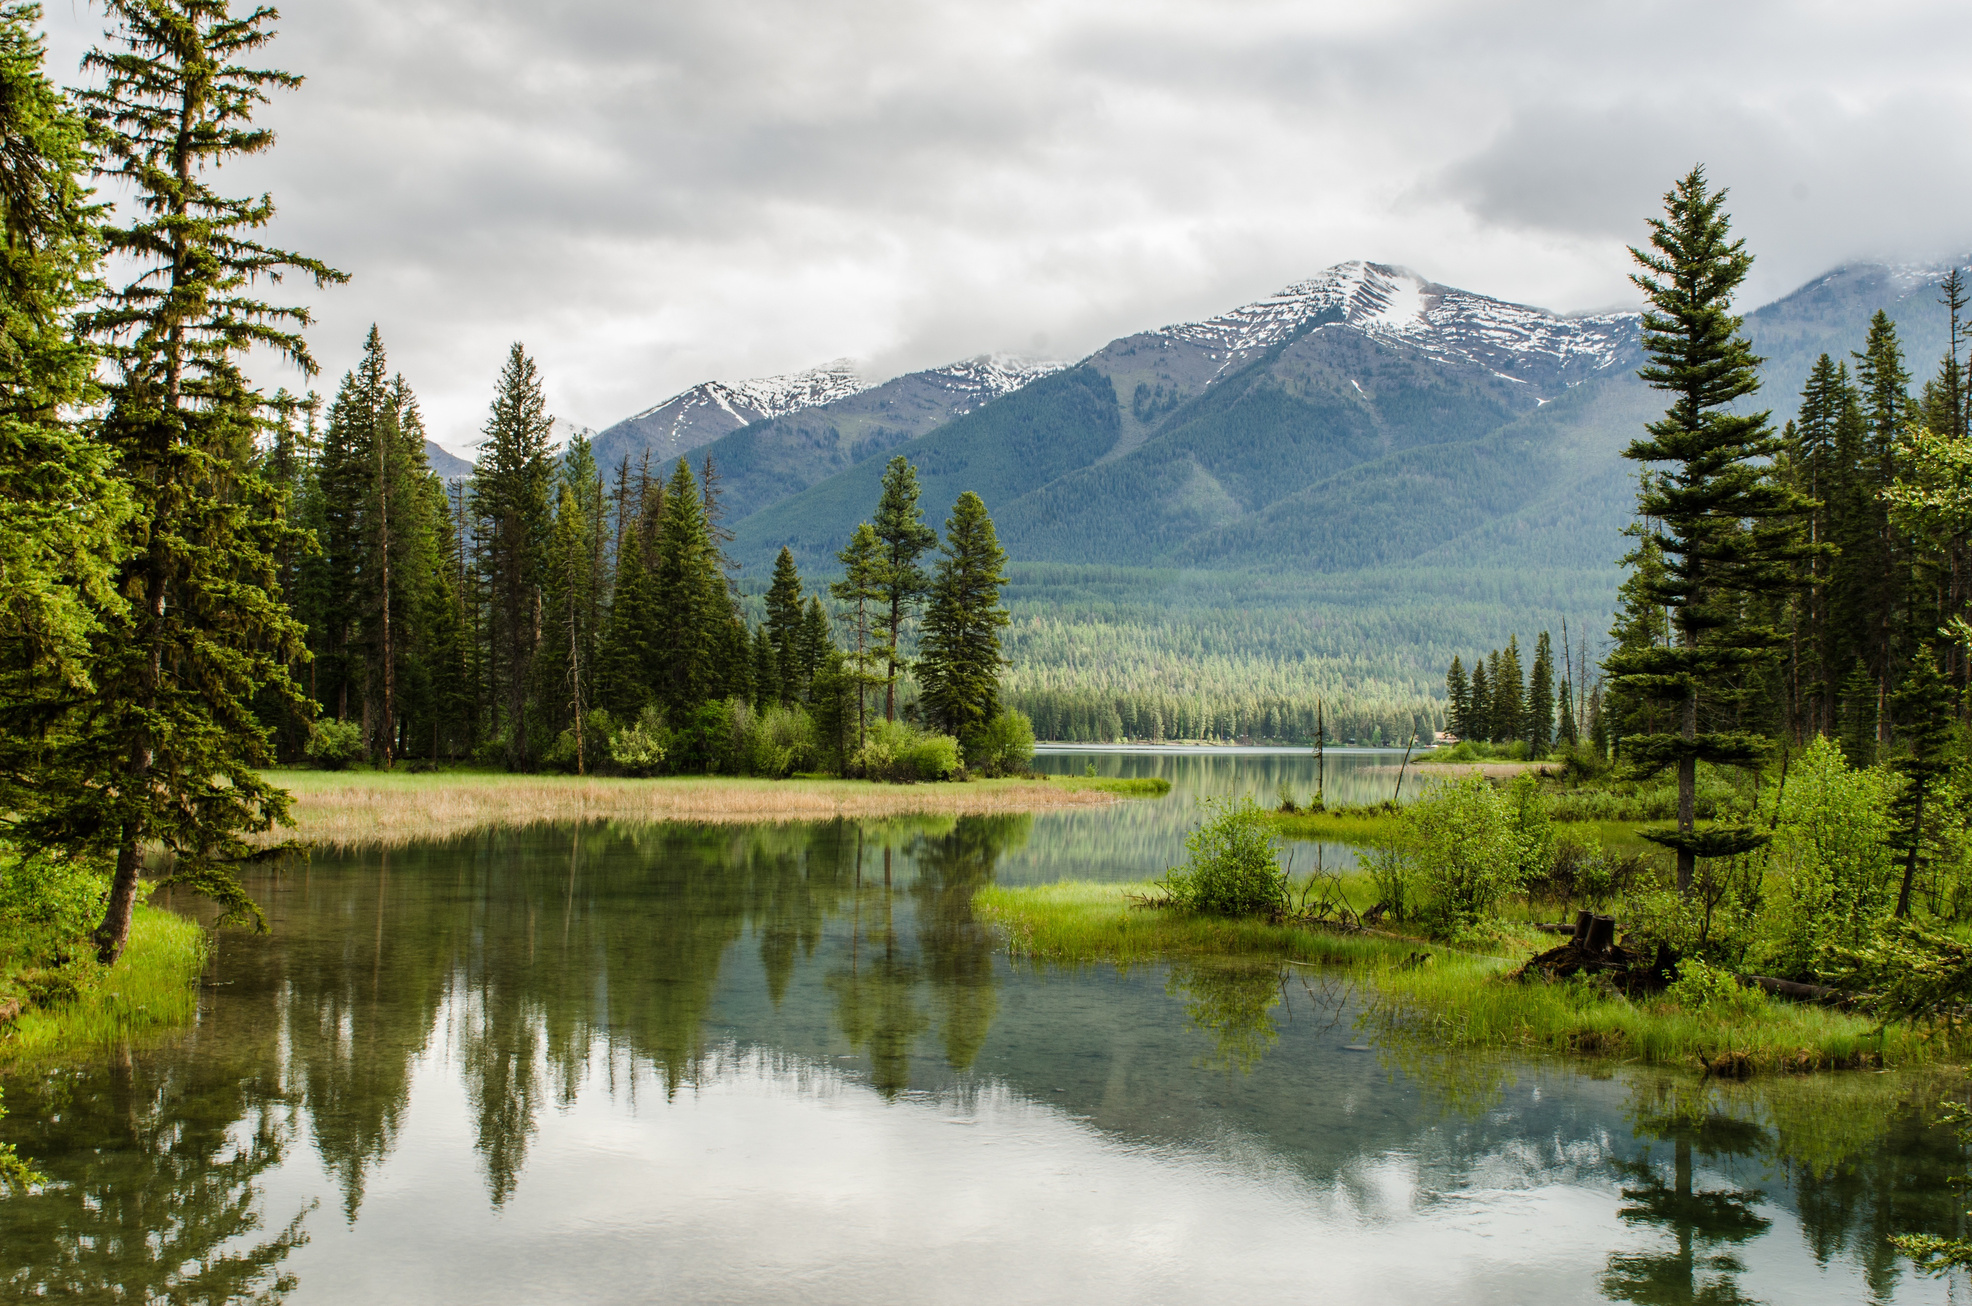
4, 750, 1963, 1303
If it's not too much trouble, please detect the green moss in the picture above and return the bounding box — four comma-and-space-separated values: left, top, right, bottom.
976, 880, 1938, 1073
1, 905, 207, 1065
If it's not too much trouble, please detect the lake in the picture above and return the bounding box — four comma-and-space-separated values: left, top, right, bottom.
3, 749, 1964, 1303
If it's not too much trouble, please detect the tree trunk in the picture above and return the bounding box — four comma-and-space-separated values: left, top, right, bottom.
1677, 686, 1697, 893
1896, 784, 1924, 918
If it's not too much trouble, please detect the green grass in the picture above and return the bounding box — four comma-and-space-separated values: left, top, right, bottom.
1046, 775, 1173, 797
975, 881, 1941, 1073
1265, 806, 1404, 846
1, 905, 207, 1065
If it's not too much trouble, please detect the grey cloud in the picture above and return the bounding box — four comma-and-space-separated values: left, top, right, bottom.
34, 0, 1972, 451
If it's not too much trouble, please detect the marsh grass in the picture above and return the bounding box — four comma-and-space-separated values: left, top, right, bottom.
1047, 775, 1172, 797
977, 880, 1941, 1073
2, 905, 207, 1064
264, 769, 1121, 849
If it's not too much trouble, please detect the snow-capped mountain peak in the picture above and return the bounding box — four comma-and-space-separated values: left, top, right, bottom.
1157, 261, 1638, 382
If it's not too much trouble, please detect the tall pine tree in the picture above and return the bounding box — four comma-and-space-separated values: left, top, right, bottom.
872, 456, 937, 721
918, 492, 1010, 743
470, 344, 554, 768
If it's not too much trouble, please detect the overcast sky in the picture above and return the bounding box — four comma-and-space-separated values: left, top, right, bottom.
36, 0, 1972, 454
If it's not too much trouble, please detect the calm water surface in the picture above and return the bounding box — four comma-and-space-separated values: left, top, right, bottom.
3, 750, 1965, 1303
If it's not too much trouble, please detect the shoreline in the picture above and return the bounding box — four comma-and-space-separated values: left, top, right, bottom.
262, 769, 1129, 850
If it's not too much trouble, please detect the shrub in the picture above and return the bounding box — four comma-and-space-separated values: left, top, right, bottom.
1765, 737, 1899, 976
1159, 795, 1287, 917
543, 709, 616, 774
745, 705, 817, 778
607, 705, 672, 776
850, 718, 961, 782
304, 718, 365, 770
1666, 957, 1767, 1016
0, 847, 109, 971
1402, 775, 1529, 931
969, 710, 1035, 778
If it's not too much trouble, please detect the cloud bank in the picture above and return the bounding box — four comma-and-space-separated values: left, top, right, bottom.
38, 0, 1972, 453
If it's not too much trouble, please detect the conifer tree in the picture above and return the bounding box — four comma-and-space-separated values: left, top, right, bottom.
872, 456, 938, 721
831, 521, 886, 753
62, 0, 344, 961
598, 525, 655, 716
1888, 648, 1957, 917
1495, 638, 1525, 744
470, 344, 554, 768
918, 492, 1010, 742
1837, 657, 1878, 767
1444, 656, 1470, 740
0, 4, 123, 815
1528, 632, 1555, 753
1468, 658, 1491, 744
764, 546, 804, 703
750, 624, 780, 711
800, 596, 832, 694
650, 458, 724, 717
1607, 167, 1806, 891
1852, 311, 1912, 740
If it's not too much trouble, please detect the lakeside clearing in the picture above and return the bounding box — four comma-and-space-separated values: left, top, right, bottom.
975, 881, 1937, 1074
262, 769, 1135, 849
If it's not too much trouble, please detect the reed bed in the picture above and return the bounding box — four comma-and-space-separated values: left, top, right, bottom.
263, 769, 1123, 849
1, 905, 207, 1065
976, 880, 1939, 1074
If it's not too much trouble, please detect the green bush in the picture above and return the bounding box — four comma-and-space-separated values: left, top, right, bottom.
543, 709, 617, 774
1765, 737, 1899, 977
853, 719, 961, 782
0, 847, 109, 972
1666, 957, 1767, 1016
607, 705, 672, 776
969, 710, 1036, 777
745, 705, 817, 778
304, 718, 365, 770
1402, 775, 1530, 931
1159, 795, 1287, 917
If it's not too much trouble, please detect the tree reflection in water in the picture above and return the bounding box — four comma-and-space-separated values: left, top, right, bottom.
1168, 961, 1286, 1074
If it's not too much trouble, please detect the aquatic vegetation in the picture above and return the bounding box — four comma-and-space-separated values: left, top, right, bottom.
2, 906, 207, 1065
1157, 795, 1288, 916
262, 768, 1121, 849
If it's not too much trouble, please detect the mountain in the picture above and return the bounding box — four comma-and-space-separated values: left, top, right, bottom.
1740, 259, 1962, 405
423, 440, 474, 481
733, 262, 1641, 573
592, 359, 870, 475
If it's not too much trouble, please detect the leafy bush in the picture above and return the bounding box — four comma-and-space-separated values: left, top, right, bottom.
304, 718, 365, 770
543, 709, 616, 774
852, 718, 961, 782
1821, 918, 1972, 1036
1361, 840, 1420, 921
1765, 738, 1899, 976
607, 705, 672, 776
0, 847, 109, 972
745, 705, 817, 778
969, 710, 1035, 778
1400, 775, 1530, 931
1665, 957, 1767, 1016
1159, 795, 1287, 917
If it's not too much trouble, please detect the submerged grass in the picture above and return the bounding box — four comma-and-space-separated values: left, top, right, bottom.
264, 768, 1122, 849
976, 880, 1942, 1074
1, 905, 207, 1065
1046, 775, 1173, 797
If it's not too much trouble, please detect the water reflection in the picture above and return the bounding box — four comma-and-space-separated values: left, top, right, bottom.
0, 755, 1966, 1304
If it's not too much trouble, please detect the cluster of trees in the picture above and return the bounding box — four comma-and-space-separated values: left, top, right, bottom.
1444, 629, 1600, 751
1012, 687, 1435, 748
0, 0, 1026, 968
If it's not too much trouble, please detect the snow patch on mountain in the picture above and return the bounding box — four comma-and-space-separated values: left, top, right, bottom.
1156, 261, 1638, 380
627, 358, 872, 449
922, 354, 1069, 412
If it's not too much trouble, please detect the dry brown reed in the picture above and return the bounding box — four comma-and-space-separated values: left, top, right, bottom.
261, 770, 1120, 849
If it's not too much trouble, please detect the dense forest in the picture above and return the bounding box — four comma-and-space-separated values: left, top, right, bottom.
0, 2, 1028, 966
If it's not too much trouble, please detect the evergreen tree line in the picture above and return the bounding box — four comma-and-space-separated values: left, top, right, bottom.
272, 371, 1028, 783
1011, 687, 1436, 749
1443, 628, 1601, 752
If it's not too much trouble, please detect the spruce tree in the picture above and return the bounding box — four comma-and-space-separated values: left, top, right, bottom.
650, 457, 723, 717
1444, 656, 1470, 740
830, 521, 886, 754
764, 546, 804, 703
1495, 638, 1525, 744
598, 526, 656, 716
469, 344, 554, 768
871, 456, 938, 721
0, 5, 123, 812
1468, 658, 1491, 744
1888, 648, 1957, 917
1852, 311, 1912, 741
800, 596, 833, 693
750, 624, 780, 711
918, 492, 1010, 742
1608, 167, 1806, 891
1528, 632, 1555, 753
64, 0, 344, 960
1837, 657, 1878, 767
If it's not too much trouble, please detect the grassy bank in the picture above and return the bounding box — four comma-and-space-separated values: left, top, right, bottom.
1265, 804, 1644, 853
265, 768, 1124, 849
1, 905, 207, 1065
976, 881, 1938, 1074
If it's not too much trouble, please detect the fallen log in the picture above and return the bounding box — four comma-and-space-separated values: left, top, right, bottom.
1738, 974, 1858, 1006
